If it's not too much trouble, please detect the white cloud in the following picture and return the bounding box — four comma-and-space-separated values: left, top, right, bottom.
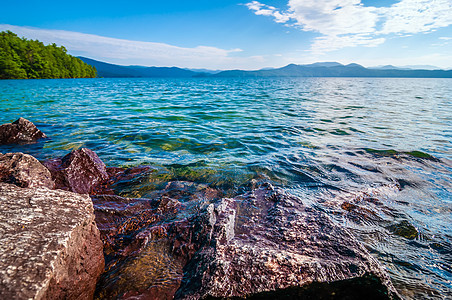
245, 1, 292, 23
247, 0, 452, 53
380, 0, 452, 34
287, 0, 379, 36
0, 24, 271, 69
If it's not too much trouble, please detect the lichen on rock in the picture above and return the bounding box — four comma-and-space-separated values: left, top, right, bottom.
0, 183, 104, 300
0, 152, 54, 189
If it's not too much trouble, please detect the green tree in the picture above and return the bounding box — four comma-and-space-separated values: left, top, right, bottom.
0, 31, 97, 79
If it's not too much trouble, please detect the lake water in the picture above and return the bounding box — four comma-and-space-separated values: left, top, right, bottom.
0, 77, 451, 299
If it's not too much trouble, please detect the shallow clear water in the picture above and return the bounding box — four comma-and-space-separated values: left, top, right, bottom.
1, 77, 451, 298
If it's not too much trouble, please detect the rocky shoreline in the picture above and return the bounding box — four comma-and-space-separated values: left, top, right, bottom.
0, 118, 401, 299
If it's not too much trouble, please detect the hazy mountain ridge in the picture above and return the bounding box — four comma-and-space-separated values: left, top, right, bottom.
79, 57, 452, 78
370, 64, 443, 70
78, 57, 198, 78
212, 62, 452, 78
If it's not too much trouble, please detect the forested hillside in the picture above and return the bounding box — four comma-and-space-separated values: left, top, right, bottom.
0, 31, 96, 79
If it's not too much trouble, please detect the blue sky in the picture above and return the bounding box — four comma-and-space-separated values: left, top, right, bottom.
1, 0, 451, 69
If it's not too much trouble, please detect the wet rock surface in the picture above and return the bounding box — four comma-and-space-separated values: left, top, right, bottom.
0, 148, 402, 299
176, 184, 398, 299
0, 183, 104, 300
93, 181, 221, 299
0, 117, 47, 144
93, 181, 399, 299
93, 165, 152, 195
0, 152, 54, 189
43, 148, 109, 194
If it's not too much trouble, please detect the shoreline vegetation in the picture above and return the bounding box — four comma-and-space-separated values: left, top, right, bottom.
0, 31, 96, 79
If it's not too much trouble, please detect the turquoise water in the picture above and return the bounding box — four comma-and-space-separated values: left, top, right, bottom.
1, 77, 451, 298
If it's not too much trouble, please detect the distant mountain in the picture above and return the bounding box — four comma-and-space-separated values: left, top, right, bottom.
370, 64, 444, 71
401, 65, 442, 70
303, 62, 343, 68
78, 57, 198, 78
185, 68, 221, 74
212, 62, 452, 78
79, 57, 452, 78
369, 65, 407, 70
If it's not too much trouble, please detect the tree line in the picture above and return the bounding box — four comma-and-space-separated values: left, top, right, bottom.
0, 31, 97, 79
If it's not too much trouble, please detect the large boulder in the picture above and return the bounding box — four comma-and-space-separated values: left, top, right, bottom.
43, 148, 109, 194
0, 152, 54, 189
92, 182, 399, 299
175, 184, 399, 299
0, 183, 104, 300
0, 117, 47, 144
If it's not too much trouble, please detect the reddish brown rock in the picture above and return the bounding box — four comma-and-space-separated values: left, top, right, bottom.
175, 184, 399, 299
0, 117, 47, 144
92, 181, 399, 300
92, 165, 152, 195
92, 181, 221, 300
43, 148, 109, 194
0, 183, 104, 300
0, 152, 54, 189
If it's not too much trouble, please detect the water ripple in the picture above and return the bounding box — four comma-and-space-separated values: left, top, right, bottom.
1, 77, 451, 299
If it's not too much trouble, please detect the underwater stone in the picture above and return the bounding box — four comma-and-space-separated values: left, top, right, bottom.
43, 148, 109, 194
92, 165, 152, 195
0, 117, 47, 144
92, 181, 221, 299
0, 183, 104, 300
387, 220, 419, 240
0, 152, 54, 189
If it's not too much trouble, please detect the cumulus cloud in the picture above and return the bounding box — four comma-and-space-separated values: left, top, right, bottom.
245, 1, 292, 23
287, 0, 378, 36
247, 0, 452, 52
0, 24, 261, 69
380, 0, 452, 34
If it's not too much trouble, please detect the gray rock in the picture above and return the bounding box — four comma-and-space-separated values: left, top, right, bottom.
0, 118, 47, 144
0, 153, 54, 189
0, 183, 104, 300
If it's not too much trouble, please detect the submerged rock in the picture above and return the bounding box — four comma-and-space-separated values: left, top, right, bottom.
93, 181, 399, 299
0, 117, 47, 144
0, 152, 54, 189
92, 165, 152, 195
43, 148, 109, 194
0, 183, 104, 299
387, 220, 419, 240
93, 181, 220, 300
